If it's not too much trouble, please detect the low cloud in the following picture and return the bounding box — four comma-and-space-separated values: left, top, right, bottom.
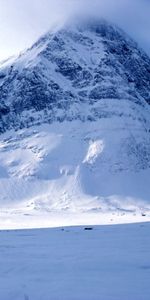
71, 0, 150, 54
0, 0, 149, 61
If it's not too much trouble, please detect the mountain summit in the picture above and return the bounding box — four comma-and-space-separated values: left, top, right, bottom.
0, 18, 150, 130
0, 18, 150, 226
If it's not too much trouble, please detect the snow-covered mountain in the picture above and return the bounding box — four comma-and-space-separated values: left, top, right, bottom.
0, 18, 150, 130
0, 18, 150, 228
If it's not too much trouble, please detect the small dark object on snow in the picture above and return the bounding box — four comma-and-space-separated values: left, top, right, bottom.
84, 227, 93, 231
141, 213, 146, 217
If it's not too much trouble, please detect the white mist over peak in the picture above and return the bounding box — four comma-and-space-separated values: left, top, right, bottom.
0, 0, 150, 62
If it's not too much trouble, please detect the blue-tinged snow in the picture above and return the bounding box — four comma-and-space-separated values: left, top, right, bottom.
0, 117, 150, 229
0, 223, 150, 300
0, 18, 150, 227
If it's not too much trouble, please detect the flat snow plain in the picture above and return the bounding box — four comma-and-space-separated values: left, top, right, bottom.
0, 223, 150, 300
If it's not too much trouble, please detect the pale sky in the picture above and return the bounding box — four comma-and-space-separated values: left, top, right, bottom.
0, 0, 150, 62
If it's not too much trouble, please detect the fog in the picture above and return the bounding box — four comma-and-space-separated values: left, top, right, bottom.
0, 0, 149, 61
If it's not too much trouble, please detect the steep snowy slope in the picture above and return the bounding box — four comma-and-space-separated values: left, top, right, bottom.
0, 18, 150, 228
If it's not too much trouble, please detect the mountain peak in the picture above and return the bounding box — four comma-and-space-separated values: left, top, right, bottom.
0, 18, 150, 131
0, 17, 150, 217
